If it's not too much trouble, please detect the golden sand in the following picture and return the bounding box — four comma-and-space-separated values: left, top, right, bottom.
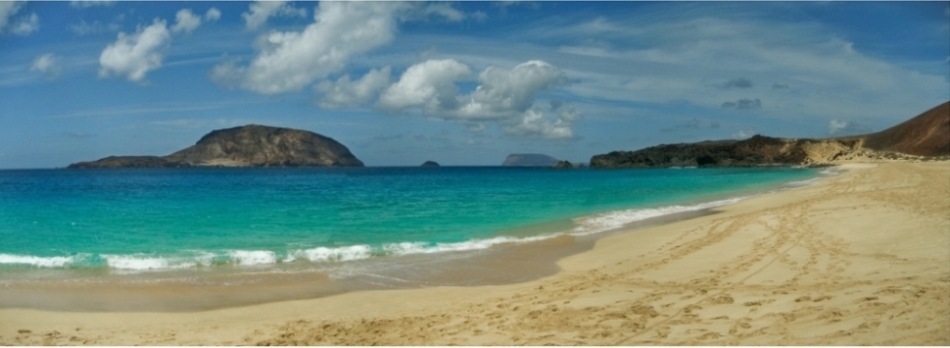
1, 161, 947, 345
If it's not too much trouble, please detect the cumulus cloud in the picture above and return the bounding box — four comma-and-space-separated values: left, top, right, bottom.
378, 59, 578, 139
30, 53, 63, 80
215, 2, 411, 94
205, 8, 221, 22
171, 9, 201, 34
828, 119, 872, 136
378, 59, 472, 112
720, 77, 753, 89
242, 1, 307, 31
98, 19, 171, 83
721, 98, 762, 111
315, 66, 392, 108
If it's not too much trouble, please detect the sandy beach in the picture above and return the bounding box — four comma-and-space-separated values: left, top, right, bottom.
1, 161, 947, 345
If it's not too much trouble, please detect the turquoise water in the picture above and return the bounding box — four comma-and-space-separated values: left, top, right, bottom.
0, 167, 819, 273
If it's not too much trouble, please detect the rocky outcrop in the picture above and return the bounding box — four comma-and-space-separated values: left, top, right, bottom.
590, 136, 863, 168
502, 154, 560, 167
66, 156, 192, 169
590, 101, 949, 168
68, 125, 363, 168
420, 161, 440, 167
553, 160, 575, 169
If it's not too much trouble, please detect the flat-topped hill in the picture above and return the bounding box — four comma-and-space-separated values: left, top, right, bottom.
68, 125, 363, 168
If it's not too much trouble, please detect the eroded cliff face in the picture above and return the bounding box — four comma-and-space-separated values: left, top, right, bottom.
589, 136, 865, 168
589, 101, 949, 169
68, 125, 363, 168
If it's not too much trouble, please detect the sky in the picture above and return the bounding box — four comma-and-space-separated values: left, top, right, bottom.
0, 1, 948, 168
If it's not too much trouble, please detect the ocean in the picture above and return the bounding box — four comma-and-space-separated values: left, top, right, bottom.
0, 166, 822, 285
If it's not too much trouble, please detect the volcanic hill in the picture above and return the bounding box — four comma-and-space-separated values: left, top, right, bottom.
590, 101, 949, 168
68, 125, 364, 168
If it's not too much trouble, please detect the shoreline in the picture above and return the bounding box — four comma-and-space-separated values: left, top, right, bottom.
1, 161, 947, 344
0, 168, 816, 313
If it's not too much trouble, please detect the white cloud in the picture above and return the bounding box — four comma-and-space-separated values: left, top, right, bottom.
378, 59, 578, 139
421, 3, 465, 22
171, 9, 201, 34
731, 130, 756, 140
0, 2, 23, 29
205, 8, 221, 22
215, 2, 411, 94
30, 53, 63, 80
10, 12, 38, 36
98, 19, 171, 83
378, 59, 472, 112
242, 1, 307, 31
828, 119, 872, 136
0, 1, 40, 36
316, 66, 392, 108
461, 60, 568, 117
546, 16, 949, 123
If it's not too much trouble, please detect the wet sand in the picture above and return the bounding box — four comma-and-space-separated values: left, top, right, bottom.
1, 161, 947, 345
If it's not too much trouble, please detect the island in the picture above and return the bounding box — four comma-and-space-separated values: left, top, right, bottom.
68, 125, 364, 168
501, 154, 561, 167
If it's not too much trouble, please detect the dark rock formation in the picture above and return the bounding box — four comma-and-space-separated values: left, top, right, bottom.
421, 161, 440, 167
502, 154, 560, 167
553, 160, 574, 169
67, 156, 191, 169
863, 101, 949, 156
590, 135, 861, 168
68, 125, 363, 168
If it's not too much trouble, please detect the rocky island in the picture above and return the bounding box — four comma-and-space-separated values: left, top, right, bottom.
590, 101, 948, 168
501, 154, 561, 167
68, 125, 364, 168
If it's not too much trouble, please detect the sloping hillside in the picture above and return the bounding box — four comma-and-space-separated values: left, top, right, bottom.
863, 102, 949, 156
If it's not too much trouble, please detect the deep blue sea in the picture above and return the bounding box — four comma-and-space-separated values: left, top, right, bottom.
0, 166, 821, 276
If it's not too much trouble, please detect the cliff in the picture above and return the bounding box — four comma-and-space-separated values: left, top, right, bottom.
502, 154, 560, 167
68, 125, 363, 168
590, 101, 949, 168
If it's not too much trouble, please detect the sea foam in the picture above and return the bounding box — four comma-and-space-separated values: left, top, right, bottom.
287, 245, 373, 262
227, 250, 278, 265
571, 197, 745, 236
0, 253, 76, 268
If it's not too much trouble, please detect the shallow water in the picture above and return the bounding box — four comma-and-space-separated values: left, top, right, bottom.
1, 166, 819, 280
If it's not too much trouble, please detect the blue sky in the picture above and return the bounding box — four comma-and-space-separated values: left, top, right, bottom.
1, 1, 948, 168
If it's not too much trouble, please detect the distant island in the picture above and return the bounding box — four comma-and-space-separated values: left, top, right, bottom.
590, 101, 949, 168
502, 154, 561, 167
68, 125, 364, 168
420, 161, 440, 167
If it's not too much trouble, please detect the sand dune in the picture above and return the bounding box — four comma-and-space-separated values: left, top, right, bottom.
1, 161, 947, 345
